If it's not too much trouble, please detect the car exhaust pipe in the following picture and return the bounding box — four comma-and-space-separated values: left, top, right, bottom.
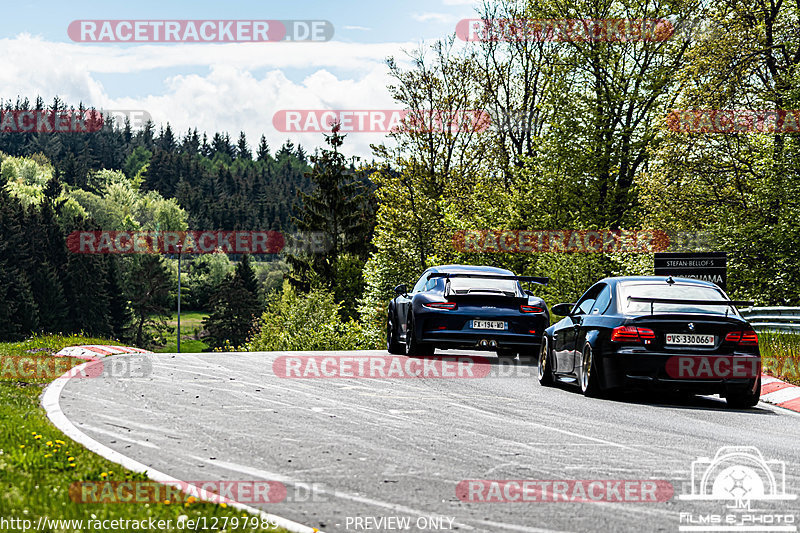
489, 340, 498, 348
479, 339, 489, 348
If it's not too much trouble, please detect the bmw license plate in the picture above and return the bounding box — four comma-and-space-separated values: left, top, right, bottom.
665, 333, 715, 346
472, 320, 506, 330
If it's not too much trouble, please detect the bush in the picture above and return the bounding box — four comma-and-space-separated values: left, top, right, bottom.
246, 285, 375, 351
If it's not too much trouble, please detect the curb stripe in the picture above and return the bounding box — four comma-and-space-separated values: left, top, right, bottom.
761, 387, 800, 404
760, 372, 800, 413
778, 397, 800, 410
761, 381, 793, 395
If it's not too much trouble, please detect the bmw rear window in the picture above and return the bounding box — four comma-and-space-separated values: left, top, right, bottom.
619, 283, 738, 316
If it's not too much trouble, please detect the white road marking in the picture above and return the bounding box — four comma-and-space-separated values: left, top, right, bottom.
77, 423, 160, 449
451, 402, 637, 450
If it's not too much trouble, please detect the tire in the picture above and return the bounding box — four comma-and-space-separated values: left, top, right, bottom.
537, 337, 555, 386
405, 314, 435, 357
726, 375, 761, 408
580, 344, 602, 397
386, 311, 404, 355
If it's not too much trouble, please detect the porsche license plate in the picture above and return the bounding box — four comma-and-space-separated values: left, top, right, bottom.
472, 320, 506, 330
665, 333, 715, 346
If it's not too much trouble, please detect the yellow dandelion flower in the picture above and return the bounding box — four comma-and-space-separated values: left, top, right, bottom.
19, 445, 25, 449
220, 503, 227, 508
56, 440, 64, 445
68, 457, 75, 461
34, 435, 42, 440
100, 473, 107, 478
46, 441, 52, 446
44, 454, 52, 458
164, 500, 171, 505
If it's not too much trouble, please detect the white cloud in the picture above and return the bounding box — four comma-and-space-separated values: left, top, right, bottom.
0, 34, 429, 158
411, 12, 460, 24
343, 25, 371, 31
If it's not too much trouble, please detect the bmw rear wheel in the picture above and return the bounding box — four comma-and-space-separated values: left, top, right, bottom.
726, 375, 761, 408
537, 337, 554, 386
580, 345, 601, 397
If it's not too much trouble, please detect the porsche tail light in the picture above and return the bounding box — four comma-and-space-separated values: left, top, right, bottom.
423, 302, 457, 310
611, 326, 655, 343
725, 330, 759, 346
520, 305, 544, 313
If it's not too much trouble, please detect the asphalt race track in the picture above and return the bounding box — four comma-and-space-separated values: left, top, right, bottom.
52, 351, 800, 533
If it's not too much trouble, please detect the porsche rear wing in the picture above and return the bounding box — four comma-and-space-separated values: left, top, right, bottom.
627, 296, 755, 316
427, 273, 550, 285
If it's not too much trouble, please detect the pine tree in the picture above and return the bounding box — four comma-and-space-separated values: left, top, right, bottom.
236, 131, 251, 160
106, 256, 132, 340
256, 135, 271, 162
202, 255, 263, 349
285, 123, 375, 319
127, 255, 172, 347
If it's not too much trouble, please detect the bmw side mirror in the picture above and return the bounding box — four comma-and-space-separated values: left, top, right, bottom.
551, 303, 574, 316
394, 284, 408, 296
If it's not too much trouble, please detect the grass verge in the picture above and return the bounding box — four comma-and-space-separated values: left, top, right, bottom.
0, 334, 288, 532
759, 330, 800, 385
156, 311, 209, 353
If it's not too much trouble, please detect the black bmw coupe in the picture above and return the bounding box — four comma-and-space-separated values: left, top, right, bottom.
538, 276, 761, 408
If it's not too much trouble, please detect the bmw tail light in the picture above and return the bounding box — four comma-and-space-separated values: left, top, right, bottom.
637, 328, 656, 340
423, 302, 457, 310
726, 330, 758, 346
725, 332, 741, 342
520, 305, 544, 313
611, 326, 655, 343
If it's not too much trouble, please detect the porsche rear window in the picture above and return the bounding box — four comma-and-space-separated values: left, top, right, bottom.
620, 283, 736, 315
449, 277, 519, 296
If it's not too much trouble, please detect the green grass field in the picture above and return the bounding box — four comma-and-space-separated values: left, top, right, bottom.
0, 334, 287, 532
156, 311, 209, 353
759, 330, 800, 385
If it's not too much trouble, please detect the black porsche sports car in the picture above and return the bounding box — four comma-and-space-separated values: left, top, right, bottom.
538, 276, 761, 408
387, 265, 549, 358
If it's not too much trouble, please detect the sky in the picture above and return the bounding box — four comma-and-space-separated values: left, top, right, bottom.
0, 0, 484, 158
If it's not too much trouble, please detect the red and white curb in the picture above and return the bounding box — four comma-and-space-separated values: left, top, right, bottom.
760, 373, 800, 412
55, 344, 151, 361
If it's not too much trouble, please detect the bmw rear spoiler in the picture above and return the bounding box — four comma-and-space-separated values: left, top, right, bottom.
427, 273, 549, 285
627, 296, 754, 315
